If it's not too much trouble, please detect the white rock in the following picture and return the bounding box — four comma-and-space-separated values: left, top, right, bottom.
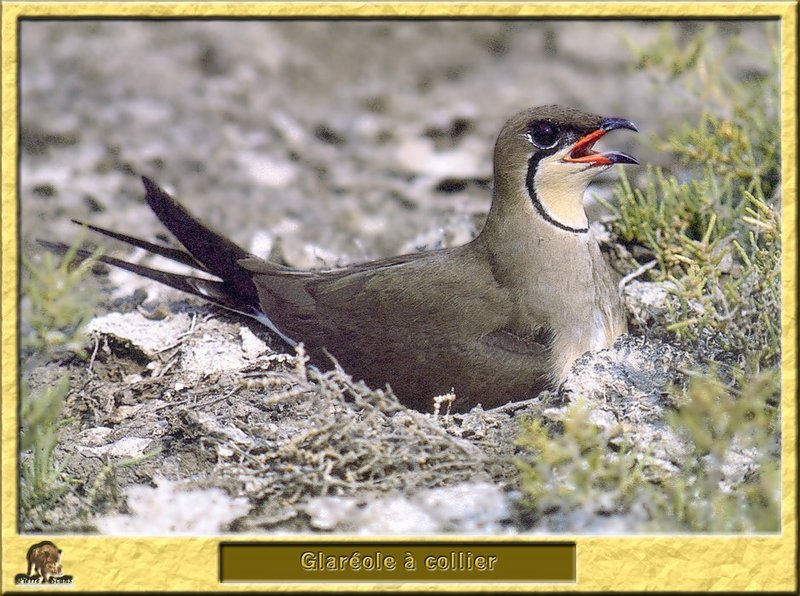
239, 326, 269, 358
305, 496, 360, 530
301, 482, 509, 534
78, 436, 152, 459
355, 497, 440, 535
95, 478, 249, 535
238, 151, 299, 187
86, 311, 193, 358
415, 482, 509, 532
395, 136, 486, 179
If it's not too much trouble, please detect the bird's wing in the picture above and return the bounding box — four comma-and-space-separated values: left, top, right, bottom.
245, 245, 513, 345
238, 249, 451, 313
479, 326, 552, 357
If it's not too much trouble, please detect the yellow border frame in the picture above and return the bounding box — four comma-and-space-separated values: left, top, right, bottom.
1, 2, 796, 592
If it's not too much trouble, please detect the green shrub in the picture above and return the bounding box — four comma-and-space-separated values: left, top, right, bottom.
651, 370, 780, 532
610, 25, 780, 372
517, 24, 781, 532
516, 370, 779, 532
516, 403, 645, 524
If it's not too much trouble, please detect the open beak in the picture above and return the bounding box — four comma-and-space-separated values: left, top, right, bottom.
563, 117, 639, 166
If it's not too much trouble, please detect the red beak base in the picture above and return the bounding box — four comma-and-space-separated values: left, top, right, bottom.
562, 117, 639, 167
563, 128, 613, 165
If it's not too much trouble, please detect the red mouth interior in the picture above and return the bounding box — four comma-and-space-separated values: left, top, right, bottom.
564, 128, 611, 165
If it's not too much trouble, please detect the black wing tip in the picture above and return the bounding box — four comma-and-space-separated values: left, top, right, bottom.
141, 175, 169, 200
141, 175, 157, 191
140, 175, 176, 210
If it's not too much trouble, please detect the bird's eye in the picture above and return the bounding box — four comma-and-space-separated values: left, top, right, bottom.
527, 121, 560, 149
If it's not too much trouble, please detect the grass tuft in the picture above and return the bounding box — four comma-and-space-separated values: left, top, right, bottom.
651, 370, 780, 532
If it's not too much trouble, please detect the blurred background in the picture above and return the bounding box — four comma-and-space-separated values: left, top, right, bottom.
19, 20, 778, 267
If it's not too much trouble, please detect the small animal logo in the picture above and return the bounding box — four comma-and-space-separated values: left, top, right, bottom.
27, 540, 63, 582
14, 540, 72, 585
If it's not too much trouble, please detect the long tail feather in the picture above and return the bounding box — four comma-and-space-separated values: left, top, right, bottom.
37, 177, 299, 341
70, 219, 205, 271
36, 239, 255, 316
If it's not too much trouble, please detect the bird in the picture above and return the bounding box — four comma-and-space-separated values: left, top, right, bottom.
42, 105, 638, 413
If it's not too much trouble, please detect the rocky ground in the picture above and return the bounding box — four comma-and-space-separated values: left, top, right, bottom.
17, 20, 777, 533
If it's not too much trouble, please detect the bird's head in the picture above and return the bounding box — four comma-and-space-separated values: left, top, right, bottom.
493, 105, 638, 234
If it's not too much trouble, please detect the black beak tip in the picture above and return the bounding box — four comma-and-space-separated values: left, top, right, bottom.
606, 151, 639, 165
601, 117, 639, 133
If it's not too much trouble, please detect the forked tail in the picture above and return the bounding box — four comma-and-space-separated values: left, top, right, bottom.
39, 176, 262, 321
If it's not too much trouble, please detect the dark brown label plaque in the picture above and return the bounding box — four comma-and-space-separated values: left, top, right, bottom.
220, 542, 576, 582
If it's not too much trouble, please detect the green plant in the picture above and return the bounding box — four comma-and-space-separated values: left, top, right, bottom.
610, 164, 780, 371
517, 24, 781, 533
624, 23, 708, 77
515, 403, 645, 524
19, 376, 74, 509
649, 370, 780, 532
608, 25, 780, 373
20, 237, 101, 520
515, 372, 779, 532
21, 233, 102, 360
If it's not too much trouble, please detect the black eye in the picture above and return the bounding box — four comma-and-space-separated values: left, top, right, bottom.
527, 121, 560, 149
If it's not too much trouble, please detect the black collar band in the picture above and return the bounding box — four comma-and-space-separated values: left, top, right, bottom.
526, 155, 589, 235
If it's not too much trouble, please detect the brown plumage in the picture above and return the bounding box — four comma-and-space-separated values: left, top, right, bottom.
44, 105, 638, 412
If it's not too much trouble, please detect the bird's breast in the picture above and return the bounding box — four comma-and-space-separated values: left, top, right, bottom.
510, 233, 621, 382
